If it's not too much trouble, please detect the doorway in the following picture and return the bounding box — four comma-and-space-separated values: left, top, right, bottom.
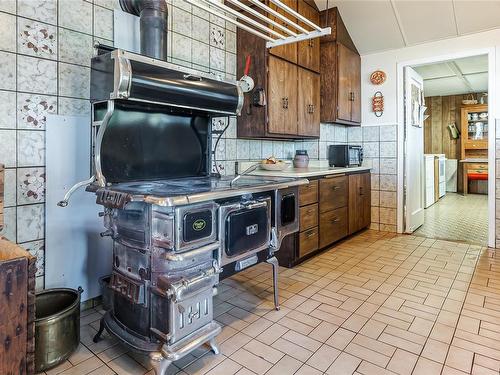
399, 51, 495, 247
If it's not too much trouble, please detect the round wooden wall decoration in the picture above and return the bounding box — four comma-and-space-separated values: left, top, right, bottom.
370, 70, 386, 85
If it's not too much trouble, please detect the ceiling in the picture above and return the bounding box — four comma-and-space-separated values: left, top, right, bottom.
314, 0, 500, 54
413, 54, 488, 96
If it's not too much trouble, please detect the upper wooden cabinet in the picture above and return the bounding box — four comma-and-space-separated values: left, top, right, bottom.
320, 8, 361, 126
298, 67, 320, 137
297, 1, 320, 72
236, 2, 321, 139
269, 0, 298, 64
268, 57, 298, 135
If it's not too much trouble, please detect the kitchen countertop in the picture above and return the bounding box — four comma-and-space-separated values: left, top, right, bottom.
238, 161, 371, 178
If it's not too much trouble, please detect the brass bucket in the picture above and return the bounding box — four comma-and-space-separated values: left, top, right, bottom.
35, 287, 83, 372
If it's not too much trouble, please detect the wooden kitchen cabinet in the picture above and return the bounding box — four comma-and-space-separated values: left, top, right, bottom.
320, 8, 361, 125
236, 1, 321, 139
348, 172, 371, 234
276, 171, 371, 268
319, 175, 348, 212
269, 0, 298, 64
297, 1, 320, 72
268, 57, 298, 135
297, 67, 320, 137
320, 207, 348, 248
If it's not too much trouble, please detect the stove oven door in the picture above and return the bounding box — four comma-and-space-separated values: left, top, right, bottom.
219, 198, 271, 266
274, 186, 299, 250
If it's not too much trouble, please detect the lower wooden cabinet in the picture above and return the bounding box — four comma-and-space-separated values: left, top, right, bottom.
276, 171, 371, 268
319, 207, 348, 248
299, 227, 319, 257
348, 172, 371, 234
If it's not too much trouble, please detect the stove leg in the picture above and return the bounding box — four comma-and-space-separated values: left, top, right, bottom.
149, 352, 171, 375
93, 317, 105, 343
267, 256, 280, 311
208, 338, 220, 355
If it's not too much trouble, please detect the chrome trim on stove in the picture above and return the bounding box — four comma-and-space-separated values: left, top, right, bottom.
111, 54, 132, 99
94, 100, 115, 187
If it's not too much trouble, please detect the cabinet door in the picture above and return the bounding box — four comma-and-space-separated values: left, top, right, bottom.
267, 56, 287, 134
284, 62, 298, 135
350, 50, 361, 123
337, 43, 353, 123
319, 207, 348, 248
320, 42, 337, 123
348, 172, 371, 234
269, 0, 297, 63
297, 2, 320, 72
297, 68, 320, 137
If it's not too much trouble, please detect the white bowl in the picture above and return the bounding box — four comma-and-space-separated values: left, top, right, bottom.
260, 161, 290, 171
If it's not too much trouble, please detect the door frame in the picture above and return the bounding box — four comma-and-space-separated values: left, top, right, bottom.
396, 47, 496, 247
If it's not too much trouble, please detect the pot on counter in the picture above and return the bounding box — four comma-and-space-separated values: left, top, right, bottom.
293, 150, 309, 168
35, 287, 82, 372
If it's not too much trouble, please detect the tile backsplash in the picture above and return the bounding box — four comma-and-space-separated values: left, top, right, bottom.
0, 0, 396, 291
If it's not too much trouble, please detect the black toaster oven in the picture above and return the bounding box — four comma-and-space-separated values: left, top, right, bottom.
328, 145, 363, 167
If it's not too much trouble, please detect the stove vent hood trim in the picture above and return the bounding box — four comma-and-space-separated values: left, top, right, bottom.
91, 49, 244, 116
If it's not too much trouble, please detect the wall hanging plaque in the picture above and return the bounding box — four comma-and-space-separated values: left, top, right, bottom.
370, 70, 386, 85
372, 91, 384, 117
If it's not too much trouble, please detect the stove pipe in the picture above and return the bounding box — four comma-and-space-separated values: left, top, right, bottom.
119, 0, 168, 61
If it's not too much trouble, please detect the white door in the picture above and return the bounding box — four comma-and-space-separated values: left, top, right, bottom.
404, 67, 425, 232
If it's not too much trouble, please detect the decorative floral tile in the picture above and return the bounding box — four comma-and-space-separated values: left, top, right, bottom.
18, 0, 57, 24
3, 168, 16, 207
210, 24, 225, 48
0, 51, 16, 91
172, 6, 192, 37
59, 28, 94, 66
21, 240, 45, 277
17, 93, 57, 130
17, 203, 44, 243
192, 40, 209, 68
17, 130, 45, 167
94, 5, 114, 41
209, 47, 225, 73
212, 117, 228, 132
18, 18, 57, 59
0, 130, 16, 167
0, 90, 16, 129
58, 97, 91, 116
17, 55, 57, 95
192, 16, 209, 44
58, 0, 92, 34
58, 63, 90, 99
17, 167, 46, 205
0, 207, 16, 242
0, 12, 16, 53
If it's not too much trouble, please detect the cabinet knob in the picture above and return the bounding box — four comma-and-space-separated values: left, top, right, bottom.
282, 97, 288, 109
308, 40, 314, 48
332, 186, 340, 191
331, 217, 340, 223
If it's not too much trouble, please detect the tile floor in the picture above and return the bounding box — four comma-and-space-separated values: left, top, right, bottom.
415, 193, 488, 246
38, 230, 500, 375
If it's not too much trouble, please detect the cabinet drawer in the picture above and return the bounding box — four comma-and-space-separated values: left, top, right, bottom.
299, 180, 318, 206
299, 203, 318, 231
319, 207, 348, 248
299, 227, 319, 257
319, 176, 348, 212
466, 163, 487, 171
